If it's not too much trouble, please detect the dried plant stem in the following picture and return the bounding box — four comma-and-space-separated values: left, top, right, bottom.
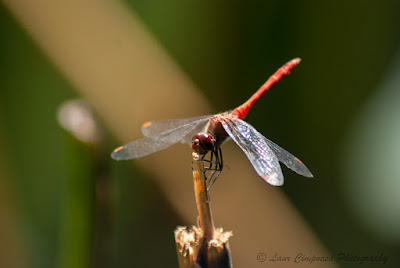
175, 152, 232, 268
192, 152, 215, 239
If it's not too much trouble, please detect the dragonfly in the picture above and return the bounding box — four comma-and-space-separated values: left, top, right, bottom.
112, 58, 313, 188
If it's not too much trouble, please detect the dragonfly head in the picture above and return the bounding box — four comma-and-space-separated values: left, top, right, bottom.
192, 133, 215, 155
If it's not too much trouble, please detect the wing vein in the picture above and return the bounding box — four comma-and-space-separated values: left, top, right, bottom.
112, 118, 209, 160
221, 117, 284, 186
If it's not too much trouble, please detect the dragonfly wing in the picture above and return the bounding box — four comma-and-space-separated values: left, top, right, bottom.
141, 114, 212, 137
112, 119, 208, 160
222, 117, 284, 186
263, 137, 313, 178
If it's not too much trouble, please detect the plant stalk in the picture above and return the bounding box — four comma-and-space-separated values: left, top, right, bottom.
175, 152, 232, 268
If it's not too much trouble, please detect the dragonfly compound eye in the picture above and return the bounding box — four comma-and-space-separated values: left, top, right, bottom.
192, 133, 214, 154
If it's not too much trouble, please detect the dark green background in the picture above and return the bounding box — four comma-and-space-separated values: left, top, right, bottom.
1, 1, 399, 267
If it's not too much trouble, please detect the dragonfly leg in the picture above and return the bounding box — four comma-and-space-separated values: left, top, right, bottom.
206, 147, 223, 191
202, 149, 214, 170
201, 152, 215, 179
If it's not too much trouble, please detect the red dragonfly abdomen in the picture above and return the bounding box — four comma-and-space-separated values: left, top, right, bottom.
231, 58, 301, 119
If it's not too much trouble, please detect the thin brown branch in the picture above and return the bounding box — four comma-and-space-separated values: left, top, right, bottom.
175, 153, 232, 268
192, 152, 214, 240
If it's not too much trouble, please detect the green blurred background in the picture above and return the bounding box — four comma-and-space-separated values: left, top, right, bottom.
1, 0, 400, 267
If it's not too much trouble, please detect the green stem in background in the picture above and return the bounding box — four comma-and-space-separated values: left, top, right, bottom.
57, 99, 112, 268
57, 133, 94, 268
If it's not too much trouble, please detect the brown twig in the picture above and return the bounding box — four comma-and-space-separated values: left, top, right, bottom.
192, 152, 214, 240
175, 152, 232, 268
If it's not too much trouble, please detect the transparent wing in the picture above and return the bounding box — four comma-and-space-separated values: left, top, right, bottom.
180, 118, 211, 145
111, 118, 209, 160
263, 137, 313, 178
221, 117, 284, 186
141, 114, 212, 137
